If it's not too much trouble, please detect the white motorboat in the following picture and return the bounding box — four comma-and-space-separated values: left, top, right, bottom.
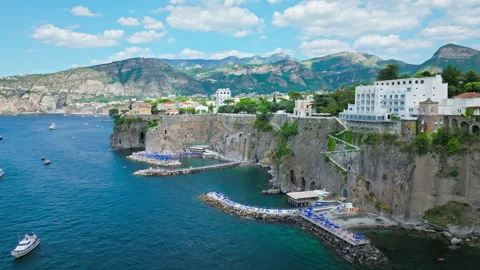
0, 168, 4, 178
49, 123, 56, 130
44, 160, 51, 165
11, 233, 40, 258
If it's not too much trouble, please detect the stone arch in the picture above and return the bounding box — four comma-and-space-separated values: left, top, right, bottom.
444, 116, 450, 129
301, 177, 306, 190
347, 164, 352, 171
452, 118, 458, 131
289, 170, 296, 185
342, 188, 349, 198
461, 121, 469, 134
310, 182, 316, 190
140, 132, 145, 142
473, 125, 480, 136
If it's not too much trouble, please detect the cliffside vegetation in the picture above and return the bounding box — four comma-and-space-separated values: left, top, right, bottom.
423, 201, 473, 227
272, 121, 298, 162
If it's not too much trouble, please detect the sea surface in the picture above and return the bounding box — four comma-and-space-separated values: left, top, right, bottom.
0, 115, 479, 269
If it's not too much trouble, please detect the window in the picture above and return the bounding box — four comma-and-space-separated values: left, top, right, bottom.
415, 80, 418, 84
431, 107, 434, 113
409, 81, 412, 84
390, 95, 392, 98
386, 82, 389, 85
421, 80, 424, 84
394, 95, 398, 98
401, 102, 405, 105
397, 82, 400, 85
401, 94, 405, 98
381, 83, 384, 85
407, 87, 411, 92
403, 81, 406, 84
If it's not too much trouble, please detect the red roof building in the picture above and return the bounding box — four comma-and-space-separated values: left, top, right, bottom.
453, 92, 480, 99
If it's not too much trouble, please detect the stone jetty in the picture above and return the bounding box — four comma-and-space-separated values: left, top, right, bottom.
127, 154, 182, 166
134, 161, 242, 176
199, 191, 389, 266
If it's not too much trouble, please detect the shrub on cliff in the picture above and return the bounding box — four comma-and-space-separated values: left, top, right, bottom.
423, 201, 472, 227
253, 112, 273, 132
412, 135, 430, 155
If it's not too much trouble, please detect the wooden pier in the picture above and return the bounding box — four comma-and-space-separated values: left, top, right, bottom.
134, 161, 243, 176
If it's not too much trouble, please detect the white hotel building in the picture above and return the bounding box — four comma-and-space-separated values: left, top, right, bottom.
215, 88, 231, 108
339, 75, 448, 121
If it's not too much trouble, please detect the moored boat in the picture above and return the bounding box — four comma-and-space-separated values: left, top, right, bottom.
44, 160, 51, 165
0, 168, 4, 178
11, 233, 40, 258
49, 123, 56, 130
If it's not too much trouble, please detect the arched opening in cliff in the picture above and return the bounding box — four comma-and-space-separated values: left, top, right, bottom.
242, 138, 247, 161
365, 181, 371, 191
140, 132, 145, 143
310, 182, 315, 190
301, 177, 306, 190
342, 188, 349, 198
444, 116, 450, 129
473, 125, 480, 136
118, 139, 122, 145
164, 130, 167, 135
289, 170, 296, 185
452, 119, 458, 131
461, 121, 469, 134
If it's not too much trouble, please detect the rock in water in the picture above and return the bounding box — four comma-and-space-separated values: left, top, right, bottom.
451, 237, 462, 245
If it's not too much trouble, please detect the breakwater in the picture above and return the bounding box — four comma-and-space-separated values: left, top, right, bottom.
127, 154, 182, 166
199, 191, 388, 266
134, 161, 242, 176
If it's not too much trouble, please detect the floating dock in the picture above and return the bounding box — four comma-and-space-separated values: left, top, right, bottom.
134, 161, 242, 176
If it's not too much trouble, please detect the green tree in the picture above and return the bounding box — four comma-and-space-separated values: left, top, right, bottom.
463, 70, 479, 84
412, 135, 430, 155
223, 99, 234, 105
442, 65, 461, 89
108, 108, 119, 117
288, 91, 303, 101
377, 64, 400, 80
415, 70, 433, 77
431, 127, 452, 146
208, 104, 215, 113
447, 138, 461, 154
464, 82, 480, 92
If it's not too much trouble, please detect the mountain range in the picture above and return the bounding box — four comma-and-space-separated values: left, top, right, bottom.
0, 43, 479, 114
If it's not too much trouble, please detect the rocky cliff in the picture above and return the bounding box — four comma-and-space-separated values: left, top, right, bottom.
111, 114, 480, 227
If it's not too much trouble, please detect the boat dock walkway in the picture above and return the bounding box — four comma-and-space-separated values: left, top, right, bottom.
134, 161, 242, 176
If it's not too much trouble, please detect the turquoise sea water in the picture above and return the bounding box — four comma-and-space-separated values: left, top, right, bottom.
0, 115, 478, 269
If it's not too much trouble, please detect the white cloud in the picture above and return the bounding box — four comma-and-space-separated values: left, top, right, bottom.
127, 30, 166, 44
260, 35, 267, 40
117, 17, 140, 26
267, 0, 280, 4
32, 24, 124, 48
158, 53, 177, 59
170, 0, 185, 4
273, 0, 431, 39
168, 37, 175, 44
354, 35, 432, 51
419, 25, 480, 41
299, 39, 352, 57
262, 47, 295, 56
179, 48, 206, 59
166, 3, 263, 37
159, 47, 295, 59
70, 6, 101, 17
142, 16, 165, 30
92, 47, 154, 64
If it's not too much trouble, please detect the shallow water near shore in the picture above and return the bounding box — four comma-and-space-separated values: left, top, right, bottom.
0, 115, 479, 269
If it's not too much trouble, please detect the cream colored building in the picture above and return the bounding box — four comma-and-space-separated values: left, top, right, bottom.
132, 102, 152, 115
293, 99, 314, 117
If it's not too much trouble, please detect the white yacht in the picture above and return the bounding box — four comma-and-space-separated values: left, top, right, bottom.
49, 123, 56, 130
0, 168, 4, 178
11, 233, 40, 258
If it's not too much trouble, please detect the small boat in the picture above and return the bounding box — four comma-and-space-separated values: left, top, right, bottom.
0, 168, 4, 178
11, 233, 40, 258
44, 160, 51, 165
0, 136, 3, 140
41, 157, 45, 161
49, 123, 56, 130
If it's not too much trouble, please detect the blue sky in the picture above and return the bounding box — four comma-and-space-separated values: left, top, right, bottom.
0, 0, 479, 76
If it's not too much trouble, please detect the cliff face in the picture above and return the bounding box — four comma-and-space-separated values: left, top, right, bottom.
111, 114, 480, 224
